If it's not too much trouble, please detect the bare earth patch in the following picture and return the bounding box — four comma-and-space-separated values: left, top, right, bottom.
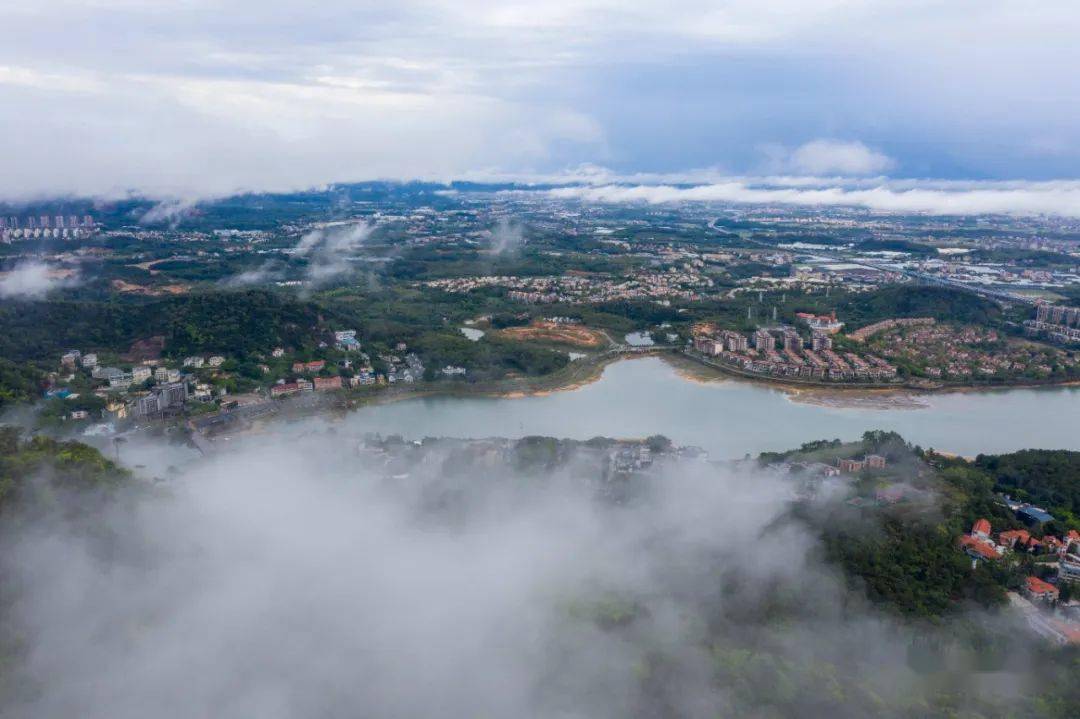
498, 321, 608, 348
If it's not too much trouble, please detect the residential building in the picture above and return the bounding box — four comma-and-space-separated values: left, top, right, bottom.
93, 366, 123, 381
334, 330, 361, 351
693, 336, 722, 356
81, 353, 98, 369
864, 454, 886, 469
753, 329, 775, 351
1060, 539, 1080, 585
271, 382, 300, 398
183, 356, 205, 368
135, 381, 188, 417
136, 394, 160, 417
109, 373, 133, 389
796, 311, 844, 334
999, 529, 1032, 549
1024, 576, 1059, 603
811, 331, 832, 352
207, 356, 225, 367
132, 366, 152, 384
313, 376, 342, 391
159, 381, 188, 409
60, 350, 81, 369
838, 458, 864, 473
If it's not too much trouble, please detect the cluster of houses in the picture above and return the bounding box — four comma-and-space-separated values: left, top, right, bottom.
55, 329, 445, 426
692, 325, 898, 382
269, 335, 427, 398
958, 517, 1080, 645
847, 317, 935, 342
423, 267, 712, 305
838, 454, 887, 473
869, 321, 1072, 380
54, 349, 213, 420
959, 517, 1080, 583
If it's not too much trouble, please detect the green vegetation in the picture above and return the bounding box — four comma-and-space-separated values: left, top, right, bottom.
0, 360, 42, 410
973, 449, 1080, 528
0, 290, 327, 362
771, 431, 1080, 619
0, 427, 129, 515
833, 286, 1001, 328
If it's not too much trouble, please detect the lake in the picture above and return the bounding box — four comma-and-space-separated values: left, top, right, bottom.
338, 356, 1080, 459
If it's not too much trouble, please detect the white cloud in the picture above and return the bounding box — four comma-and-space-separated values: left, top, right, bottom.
0, 427, 912, 718
778, 140, 895, 176
0, 261, 77, 299
0, 1, 1078, 196
545, 179, 1080, 217
291, 221, 377, 285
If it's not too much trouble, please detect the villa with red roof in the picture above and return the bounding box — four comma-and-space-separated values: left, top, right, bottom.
1024, 576, 1059, 602
958, 519, 1004, 563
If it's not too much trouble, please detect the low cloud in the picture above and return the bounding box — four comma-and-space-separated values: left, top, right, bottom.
0, 428, 1048, 718
220, 261, 282, 288
139, 198, 200, 227
546, 179, 1080, 217
487, 217, 525, 255
0, 261, 78, 299
292, 221, 375, 285
763, 139, 895, 176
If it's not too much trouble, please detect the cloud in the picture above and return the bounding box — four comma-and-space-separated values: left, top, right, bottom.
220, 262, 282, 288
0, 261, 77, 299
545, 178, 1080, 217
291, 221, 376, 285
1, 2, 1079, 197
138, 198, 200, 227
0, 427, 1049, 718
765, 140, 895, 176
487, 217, 525, 255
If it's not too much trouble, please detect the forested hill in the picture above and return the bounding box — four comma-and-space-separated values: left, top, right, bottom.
0, 426, 129, 517
974, 449, 1080, 529
0, 290, 327, 362
833, 286, 1001, 329
772, 432, 1080, 620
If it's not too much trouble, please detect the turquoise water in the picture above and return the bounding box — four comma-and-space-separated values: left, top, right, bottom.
340, 356, 1080, 459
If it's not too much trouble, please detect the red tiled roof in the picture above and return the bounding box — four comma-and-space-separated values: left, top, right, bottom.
1025, 576, 1059, 596
972, 519, 991, 536
999, 529, 1031, 546
959, 535, 999, 560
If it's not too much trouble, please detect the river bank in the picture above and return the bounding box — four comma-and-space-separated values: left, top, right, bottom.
669, 348, 1080, 403
176, 354, 1080, 461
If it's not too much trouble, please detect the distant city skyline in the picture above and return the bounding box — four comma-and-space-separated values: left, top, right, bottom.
1, 1, 1079, 203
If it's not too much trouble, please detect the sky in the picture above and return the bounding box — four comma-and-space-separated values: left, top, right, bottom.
2, 1, 1079, 200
